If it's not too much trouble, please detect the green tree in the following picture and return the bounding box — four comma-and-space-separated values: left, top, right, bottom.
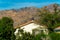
0, 17, 15, 40
37, 4, 60, 33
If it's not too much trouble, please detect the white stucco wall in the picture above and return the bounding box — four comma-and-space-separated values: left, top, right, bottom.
14, 23, 48, 36
14, 23, 41, 35
21, 23, 40, 33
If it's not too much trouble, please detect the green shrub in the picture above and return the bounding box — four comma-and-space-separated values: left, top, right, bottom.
0, 17, 15, 40
49, 32, 60, 40
15, 29, 35, 40
16, 29, 47, 40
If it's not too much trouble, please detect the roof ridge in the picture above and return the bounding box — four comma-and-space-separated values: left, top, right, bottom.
14, 20, 34, 29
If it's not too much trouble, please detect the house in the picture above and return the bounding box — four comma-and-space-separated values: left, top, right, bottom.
32, 26, 48, 35
14, 20, 48, 36
54, 26, 60, 33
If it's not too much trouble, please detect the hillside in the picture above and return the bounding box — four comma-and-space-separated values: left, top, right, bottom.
0, 4, 60, 28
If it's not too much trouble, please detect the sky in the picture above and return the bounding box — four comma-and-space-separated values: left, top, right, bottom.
0, 0, 60, 10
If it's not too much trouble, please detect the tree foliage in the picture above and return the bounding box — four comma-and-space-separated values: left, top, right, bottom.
49, 32, 60, 40
15, 29, 35, 40
15, 28, 47, 40
0, 17, 15, 40
37, 4, 60, 33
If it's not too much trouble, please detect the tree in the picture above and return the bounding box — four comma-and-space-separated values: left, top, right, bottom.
0, 17, 15, 40
37, 4, 60, 33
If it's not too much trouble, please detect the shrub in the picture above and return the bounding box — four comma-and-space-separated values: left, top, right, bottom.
49, 32, 60, 40
0, 17, 15, 40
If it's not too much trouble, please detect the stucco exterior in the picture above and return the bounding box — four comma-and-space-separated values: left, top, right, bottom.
14, 22, 48, 36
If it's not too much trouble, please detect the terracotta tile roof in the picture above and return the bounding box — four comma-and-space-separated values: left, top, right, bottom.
14, 20, 34, 29
55, 26, 60, 29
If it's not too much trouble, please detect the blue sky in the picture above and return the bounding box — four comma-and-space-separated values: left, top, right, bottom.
0, 0, 60, 10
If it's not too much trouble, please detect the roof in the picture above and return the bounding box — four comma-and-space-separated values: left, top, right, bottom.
14, 20, 35, 29
54, 26, 60, 30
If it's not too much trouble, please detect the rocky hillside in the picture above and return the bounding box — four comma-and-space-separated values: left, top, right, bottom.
0, 7, 39, 28
0, 4, 60, 28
